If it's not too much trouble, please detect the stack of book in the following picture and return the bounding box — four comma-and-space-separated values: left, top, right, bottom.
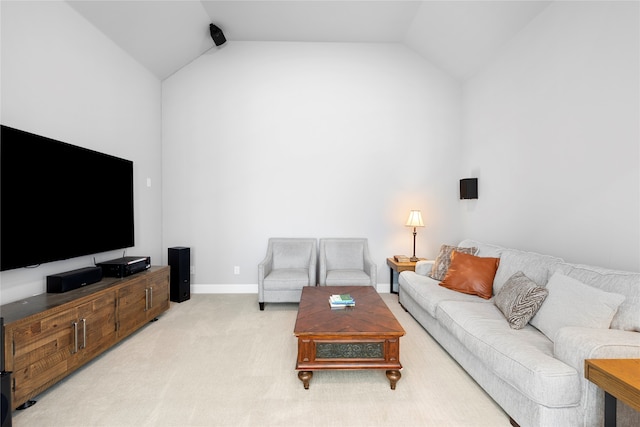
329, 294, 355, 309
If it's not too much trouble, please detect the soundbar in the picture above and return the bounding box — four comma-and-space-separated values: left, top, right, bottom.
97, 256, 151, 278
46, 266, 103, 293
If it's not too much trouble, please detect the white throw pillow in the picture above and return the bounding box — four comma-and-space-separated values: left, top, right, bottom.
530, 272, 625, 341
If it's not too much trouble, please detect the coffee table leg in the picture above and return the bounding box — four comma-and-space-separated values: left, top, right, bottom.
386, 370, 401, 390
298, 371, 313, 389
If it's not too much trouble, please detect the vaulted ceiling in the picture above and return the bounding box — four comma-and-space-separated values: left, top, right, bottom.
66, 1, 551, 81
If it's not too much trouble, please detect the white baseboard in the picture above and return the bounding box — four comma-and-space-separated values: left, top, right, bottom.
191, 284, 258, 294
190, 284, 388, 294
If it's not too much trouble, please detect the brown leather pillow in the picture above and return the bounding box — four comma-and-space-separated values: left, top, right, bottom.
439, 251, 500, 299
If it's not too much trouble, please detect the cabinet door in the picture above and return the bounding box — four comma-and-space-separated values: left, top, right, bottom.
145, 269, 170, 320
75, 291, 117, 365
10, 308, 77, 407
116, 277, 148, 339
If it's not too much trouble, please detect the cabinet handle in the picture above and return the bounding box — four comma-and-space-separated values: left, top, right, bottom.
72, 321, 78, 354
149, 287, 153, 309
81, 318, 87, 349
144, 288, 149, 312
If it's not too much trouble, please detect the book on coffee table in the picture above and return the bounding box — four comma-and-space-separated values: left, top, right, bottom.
329, 302, 354, 309
329, 294, 354, 303
329, 294, 355, 308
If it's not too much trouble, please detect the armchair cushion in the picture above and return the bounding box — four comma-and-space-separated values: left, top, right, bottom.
263, 268, 310, 290
324, 241, 365, 270
272, 241, 315, 270
325, 269, 372, 286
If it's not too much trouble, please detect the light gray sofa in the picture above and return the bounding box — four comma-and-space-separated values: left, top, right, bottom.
398, 239, 640, 427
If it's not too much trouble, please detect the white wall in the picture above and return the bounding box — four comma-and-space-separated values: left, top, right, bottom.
5, 1, 633, 305
462, 1, 639, 271
0, 1, 162, 304
162, 42, 463, 290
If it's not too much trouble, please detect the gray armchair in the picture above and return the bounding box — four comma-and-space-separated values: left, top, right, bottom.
258, 238, 317, 310
318, 238, 376, 287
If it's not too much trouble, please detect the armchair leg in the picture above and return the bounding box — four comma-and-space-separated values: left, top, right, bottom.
259, 302, 265, 311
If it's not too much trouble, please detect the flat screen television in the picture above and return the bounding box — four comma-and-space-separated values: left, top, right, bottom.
1, 125, 134, 271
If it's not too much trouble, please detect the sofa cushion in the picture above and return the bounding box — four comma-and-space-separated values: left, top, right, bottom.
436, 300, 581, 407
493, 249, 564, 295
530, 272, 625, 341
264, 268, 310, 289
556, 263, 640, 332
439, 251, 500, 299
430, 244, 477, 280
458, 239, 503, 258
495, 271, 548, 330
458, 240, 565, 295
399, 270, 492, 318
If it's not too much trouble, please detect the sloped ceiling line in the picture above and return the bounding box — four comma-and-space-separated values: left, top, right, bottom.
66, 0, 551, 81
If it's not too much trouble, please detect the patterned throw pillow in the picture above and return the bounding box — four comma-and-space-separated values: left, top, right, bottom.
494, 271, 548, 330
430, 244, 477, 280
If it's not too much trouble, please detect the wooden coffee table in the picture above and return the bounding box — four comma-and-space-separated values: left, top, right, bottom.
294, 285, 405, 390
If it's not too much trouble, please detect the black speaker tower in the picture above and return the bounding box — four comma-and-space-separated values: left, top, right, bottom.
169, 247, 190, 303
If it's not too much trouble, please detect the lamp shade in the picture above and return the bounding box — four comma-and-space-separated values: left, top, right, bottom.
405, 210, 424, 227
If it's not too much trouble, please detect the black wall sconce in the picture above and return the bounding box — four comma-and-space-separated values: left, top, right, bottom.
460, 178, 478, 199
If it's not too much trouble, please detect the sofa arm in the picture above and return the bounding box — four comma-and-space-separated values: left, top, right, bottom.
414, 260, 435, 276
554, 327, 640, 374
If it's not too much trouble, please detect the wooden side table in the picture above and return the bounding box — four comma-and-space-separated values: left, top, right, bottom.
585, 359, 640, 427
386, 257, 427, 294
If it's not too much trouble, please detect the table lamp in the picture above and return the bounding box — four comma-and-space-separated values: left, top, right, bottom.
405, 210, 425, 262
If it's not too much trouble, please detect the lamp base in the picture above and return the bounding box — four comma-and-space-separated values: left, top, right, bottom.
409, 256, 419, 262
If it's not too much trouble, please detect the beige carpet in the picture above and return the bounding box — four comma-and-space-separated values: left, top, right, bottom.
11, 293, 509, 427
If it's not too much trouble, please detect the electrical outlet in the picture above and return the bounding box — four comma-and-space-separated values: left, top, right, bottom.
234, 266, 240, 275
190, 265, 195, 275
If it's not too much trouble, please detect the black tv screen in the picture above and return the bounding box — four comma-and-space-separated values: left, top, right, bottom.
1, 125, 134, 271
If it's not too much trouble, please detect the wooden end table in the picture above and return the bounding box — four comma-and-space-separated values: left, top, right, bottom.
386, 257, 427, 294
585, 359, 640, 427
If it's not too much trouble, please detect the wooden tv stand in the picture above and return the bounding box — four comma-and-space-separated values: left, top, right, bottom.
1, 265, 170, 410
